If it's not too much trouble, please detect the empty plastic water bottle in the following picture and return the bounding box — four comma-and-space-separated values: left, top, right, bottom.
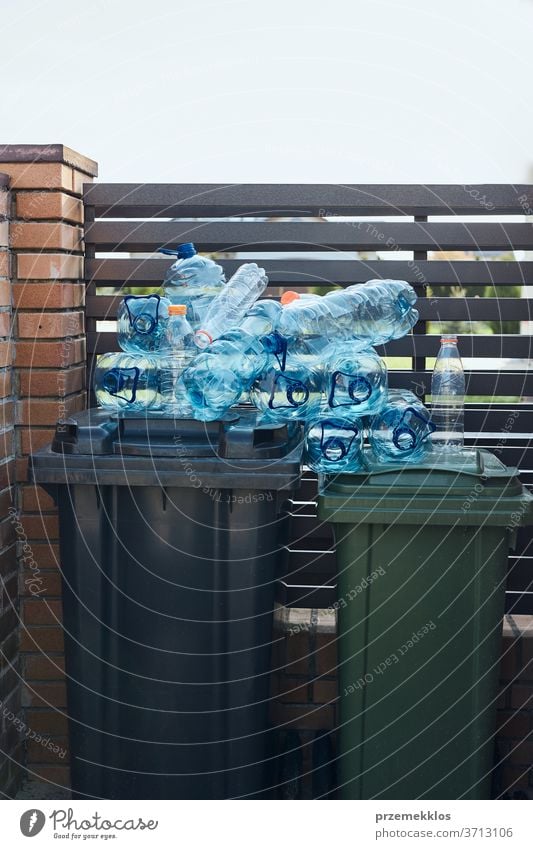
94, 352, 159, 411
369, 389, 435, 462
117, 294, 172, 353
323, 345, 388, 416
250, 354, 323, 423
159, 243, 225, 328
277, 279, 418, 350
155, 305, 196, 414
194, 263, 268, 348
182, 300, 281, 420
280, 291, 320, 305
305, 413, 364, 473
431, 335, 465, 452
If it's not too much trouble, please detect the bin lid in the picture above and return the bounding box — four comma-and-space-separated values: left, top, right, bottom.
318, 448, 533, 527
29, 408, 303, 490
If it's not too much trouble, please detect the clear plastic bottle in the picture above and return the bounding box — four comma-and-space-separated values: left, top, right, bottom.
323, 344, 388, 416
250, 353, 323, 423
430, 335, 465, 452
94, 352, 159, 411
194, 263, 268, 348
117, 294, 172, 354
155, 305, 196, 415
305, 412, 364, 473
369, 390, 435, 462
277, 279, 418, 350
182, 300, 281, 421
159, 242, 226, 329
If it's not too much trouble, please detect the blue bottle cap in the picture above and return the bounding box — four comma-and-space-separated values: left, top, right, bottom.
177, 242, 196, 258
158, 242, 197, 258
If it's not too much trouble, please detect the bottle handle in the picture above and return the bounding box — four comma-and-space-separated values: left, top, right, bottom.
328, 372, 372, 407
320, 421, 359, 461
124, 294, 161, 334
103, 367, 140, 404
392, 407, 435, 451
269, 374, 309, 409
259, 332, 288, 370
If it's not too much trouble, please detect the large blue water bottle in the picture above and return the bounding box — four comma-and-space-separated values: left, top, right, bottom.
182, 300, 281, 421
369, 389, 435, 463
117, 294, 172, 353
250, 353, 323, 423
305, 412, 364, 473
159, 243, 225, 329
277, 279, 418, 350
323, 344, 387, 416
94, 352, 159, 411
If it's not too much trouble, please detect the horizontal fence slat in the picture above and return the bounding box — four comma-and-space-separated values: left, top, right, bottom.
278, 582, 337, 609
504, 593, 533, 614
380, 335, 533, 358
463, 406, 533, 432
86, 294, 533, 323
85, 221, 533, 253
388, 371, 533, 396
417, 298, 533, 321
83, 183, 533, 217
507, 557, 533, 592
86, 259, 533, 287
285, 550, 336, 577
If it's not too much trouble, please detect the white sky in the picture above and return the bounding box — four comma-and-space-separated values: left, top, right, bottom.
1, 0, 532, 184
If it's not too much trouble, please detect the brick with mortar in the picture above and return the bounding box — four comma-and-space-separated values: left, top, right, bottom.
17, 311, 83, 339
17, 253, 83, 281
11, 222, 82, 251
16, 191, 83, 224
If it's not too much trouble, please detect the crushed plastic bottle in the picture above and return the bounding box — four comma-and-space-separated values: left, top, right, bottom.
194, 263, 268, 348
117, 294, 172, 353
323, 344, 388, 416
277, 279, 418, 350
155, 305, 196, 415
250, 354, 323, 423
159, 242, 225, 329
369, 389, 435, 463
430, 334, 465, 452
305, 412, 364, 473
94, 352, 159, 411
182, 300, 281, 421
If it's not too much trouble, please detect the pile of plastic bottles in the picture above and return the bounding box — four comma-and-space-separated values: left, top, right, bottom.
95, 243, 465, 473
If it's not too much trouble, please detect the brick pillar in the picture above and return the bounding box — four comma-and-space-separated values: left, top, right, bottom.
0, 172, 19, 795
0, 145, 97, 790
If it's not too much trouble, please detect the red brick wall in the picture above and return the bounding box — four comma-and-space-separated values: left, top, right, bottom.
0, 171, 19, 796
0, 145, 97, 791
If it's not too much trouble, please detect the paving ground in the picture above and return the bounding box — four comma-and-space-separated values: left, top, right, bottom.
14, 779, 71, 800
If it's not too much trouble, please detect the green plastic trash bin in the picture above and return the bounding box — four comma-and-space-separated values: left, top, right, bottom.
318, 449, 533, 800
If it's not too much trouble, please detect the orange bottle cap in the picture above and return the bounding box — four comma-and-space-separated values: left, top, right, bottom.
168, 305, 187, 315
281, 291, 301, 305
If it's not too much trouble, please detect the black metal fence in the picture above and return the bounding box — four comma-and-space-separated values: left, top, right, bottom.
83, 183, 533, 613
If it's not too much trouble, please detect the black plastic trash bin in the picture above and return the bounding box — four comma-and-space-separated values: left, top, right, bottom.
30, 409, 303, 800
